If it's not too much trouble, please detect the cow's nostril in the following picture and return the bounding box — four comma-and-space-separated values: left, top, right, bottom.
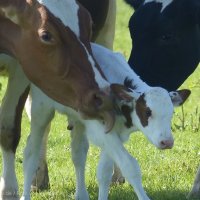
94, 94, 103, 108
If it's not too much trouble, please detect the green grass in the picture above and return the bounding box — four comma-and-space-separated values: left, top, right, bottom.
1, 0, 200, 199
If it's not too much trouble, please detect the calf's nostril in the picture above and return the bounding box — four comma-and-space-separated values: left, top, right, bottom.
160, 140, 174, 149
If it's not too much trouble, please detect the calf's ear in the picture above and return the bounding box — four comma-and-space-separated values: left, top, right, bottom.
169, 89, 191, 107
124, 0, 144, 10
110, 83, 133, 103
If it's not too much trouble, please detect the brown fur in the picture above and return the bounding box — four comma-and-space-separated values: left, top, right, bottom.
135, 94, 151, 127
0, 0, 114, 118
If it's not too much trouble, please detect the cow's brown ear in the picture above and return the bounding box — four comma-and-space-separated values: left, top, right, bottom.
124, 0, 144, 10
0, 0, 37, 27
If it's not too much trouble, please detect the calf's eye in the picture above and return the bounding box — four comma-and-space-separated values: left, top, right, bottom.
145, 108, 152, 118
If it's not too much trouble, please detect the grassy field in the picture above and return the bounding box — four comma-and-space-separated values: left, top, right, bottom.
1, 0, 200, 200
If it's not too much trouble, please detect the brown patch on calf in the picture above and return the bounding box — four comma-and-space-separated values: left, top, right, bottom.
135, 94, 152, 127
121, 105, 133, 128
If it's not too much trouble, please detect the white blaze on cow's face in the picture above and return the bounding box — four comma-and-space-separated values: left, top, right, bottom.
144, 0, 173, 12
132, 87, 174, 149
37, 0, 109, 89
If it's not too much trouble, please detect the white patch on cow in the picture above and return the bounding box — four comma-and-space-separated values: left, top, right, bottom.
37, 0, 80, 36
82, 45, 110, 89
38, 0, 108, 89
144, 0, 173, 12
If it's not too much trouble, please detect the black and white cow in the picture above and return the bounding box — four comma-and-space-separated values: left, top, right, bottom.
125, 0, 200, 91
125, 0, 200, 198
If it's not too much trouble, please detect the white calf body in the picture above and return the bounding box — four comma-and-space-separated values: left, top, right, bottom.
19, 43, 190, 200
0, 45, 189, 200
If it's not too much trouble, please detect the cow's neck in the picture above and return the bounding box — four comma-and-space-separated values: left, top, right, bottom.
0, 16, 20, 58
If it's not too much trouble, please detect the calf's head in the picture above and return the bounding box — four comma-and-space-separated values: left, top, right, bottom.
0, 0, 116, 126
125, 0, 200, 90
113, 84, 191, 149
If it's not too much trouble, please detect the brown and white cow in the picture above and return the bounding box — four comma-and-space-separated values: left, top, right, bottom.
0, 0, 123, 199
0, 0, 116, 118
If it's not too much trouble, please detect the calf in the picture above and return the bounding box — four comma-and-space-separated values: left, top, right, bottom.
21, 43, 190, 200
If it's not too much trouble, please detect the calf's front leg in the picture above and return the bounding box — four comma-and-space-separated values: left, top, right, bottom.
85, 123, 150, 200
70, 120, 89, 200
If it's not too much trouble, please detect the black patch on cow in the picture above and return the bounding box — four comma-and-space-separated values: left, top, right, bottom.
124, 0, 144, 10
127, 0, 200, 91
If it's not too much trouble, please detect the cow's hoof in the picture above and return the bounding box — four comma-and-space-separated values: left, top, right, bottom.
0, 193, 19, 200
111, 174, 125, 184
31, 161, 50, 192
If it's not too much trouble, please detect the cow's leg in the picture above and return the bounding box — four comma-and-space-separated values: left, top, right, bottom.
187, 166, 200, 199
0, 55, 29, 200
70, 121, 89, 200
95, 0, 116, 49
111, 164, 125, 184
25, 95, 50, 192
97, 151, 114, 200
30, 124, 50, 192
21, 86, 54, 200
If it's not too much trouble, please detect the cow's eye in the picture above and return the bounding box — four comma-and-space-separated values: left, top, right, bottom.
39, 30, 55, 44
161, 33, 173, 41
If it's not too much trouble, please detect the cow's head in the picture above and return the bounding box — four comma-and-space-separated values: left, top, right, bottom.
0, 0, 121, 129
112, 83, 191, 149
125, 0, 200, 91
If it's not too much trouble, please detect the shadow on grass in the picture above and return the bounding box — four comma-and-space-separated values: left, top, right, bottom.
89, 185, 200, 200
31, 183, 200, 200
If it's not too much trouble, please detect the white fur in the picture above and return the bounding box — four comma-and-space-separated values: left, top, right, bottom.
144, 0, 173, 12
37, 0, 80, 36
19, 44, 188, 200
37, 0, 109, 89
